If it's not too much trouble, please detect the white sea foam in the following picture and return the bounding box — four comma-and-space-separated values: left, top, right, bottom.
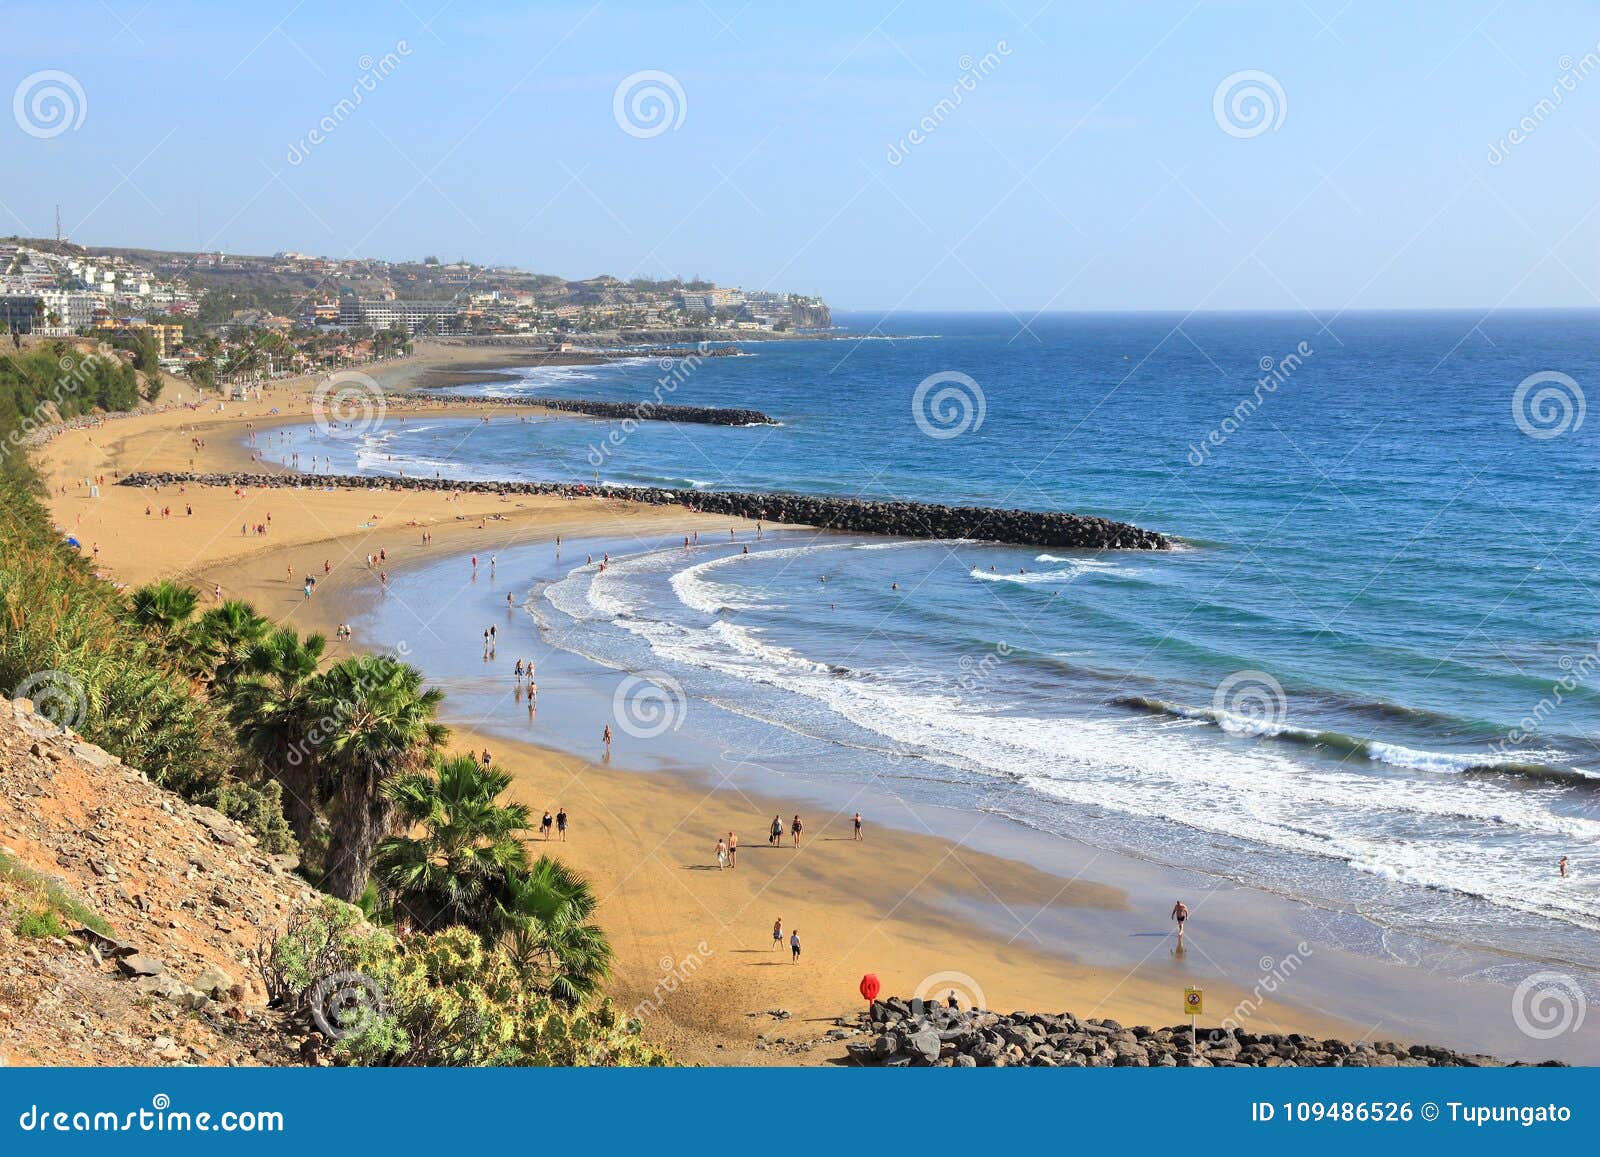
540, 540, 1600, 935
971, 557, 1130, 585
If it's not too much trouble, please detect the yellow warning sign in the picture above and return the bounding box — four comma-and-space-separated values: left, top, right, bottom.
1183, 987, 1204, 1017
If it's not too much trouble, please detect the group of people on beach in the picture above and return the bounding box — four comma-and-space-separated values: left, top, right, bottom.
771, 918, 801, 962
711, 811, 863, 869
514, 656, 539, 717
539, 807, 569, 841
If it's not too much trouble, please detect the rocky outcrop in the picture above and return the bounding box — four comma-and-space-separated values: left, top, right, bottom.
0, 696, 310, 1066
420, 393, 776, 426
841, 997, 1548, 1068
117, 472, 1170, 551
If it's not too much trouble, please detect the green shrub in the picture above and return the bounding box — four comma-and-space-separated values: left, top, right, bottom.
207, 778, 297, 856
260, 899, 668, 1067
0, 851, 111, 938
16, 908, 67, 938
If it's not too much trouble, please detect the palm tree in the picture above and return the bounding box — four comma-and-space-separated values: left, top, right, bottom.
376, 753, 530, 931
227, 626, 326, 841
190, 600, 269, 688
497, 856, 613, 1005
307, 655, 446, 902
127, 580, 200, 656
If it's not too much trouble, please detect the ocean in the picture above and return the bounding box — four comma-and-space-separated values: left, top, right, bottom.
274, 310, 1600, 984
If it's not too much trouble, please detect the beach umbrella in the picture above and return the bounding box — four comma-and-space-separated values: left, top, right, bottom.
64, 536, 81, 548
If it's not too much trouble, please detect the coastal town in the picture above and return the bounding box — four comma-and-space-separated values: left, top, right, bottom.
0, 236, 831, 391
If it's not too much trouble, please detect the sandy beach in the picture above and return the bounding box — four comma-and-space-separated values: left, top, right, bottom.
36, 347, 1379, 1065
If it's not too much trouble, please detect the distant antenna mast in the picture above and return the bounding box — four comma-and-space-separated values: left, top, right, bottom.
55, 204, 62, 243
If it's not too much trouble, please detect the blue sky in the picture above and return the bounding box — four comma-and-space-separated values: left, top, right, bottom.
4, 1, 1600, 311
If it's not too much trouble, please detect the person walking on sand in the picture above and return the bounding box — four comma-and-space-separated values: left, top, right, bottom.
853, 811, 863, 841
1171, 899, 1189, 940
726, 830, 738, 868
714, 837, 727, 870
556, 806, 568, 842
791, 814, 804, 847
603, 724, 612, 754
541, 810, 553, 840
770, 814, 783, 847
789, 930, 801, 963
772, 917, 783, 950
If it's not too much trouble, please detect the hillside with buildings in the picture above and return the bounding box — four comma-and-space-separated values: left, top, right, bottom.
1, 237, 831, 394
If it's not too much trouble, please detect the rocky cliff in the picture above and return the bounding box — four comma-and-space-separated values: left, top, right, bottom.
0, 696, 312, 1066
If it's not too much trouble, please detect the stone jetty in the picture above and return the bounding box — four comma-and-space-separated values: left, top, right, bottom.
420, 393, 776, 426
842, 997, 1546, 1067
117, 472, 1171, 551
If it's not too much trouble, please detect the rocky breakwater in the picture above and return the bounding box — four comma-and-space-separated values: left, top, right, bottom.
843, 998, 1542, 1068
117, 472, 1170, 551
417, 393, 776, 426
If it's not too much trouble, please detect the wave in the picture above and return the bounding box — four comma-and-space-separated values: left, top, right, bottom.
1112, 695, 1592, 784
973, 557, 1133, 585
532, 550, 1600, 935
